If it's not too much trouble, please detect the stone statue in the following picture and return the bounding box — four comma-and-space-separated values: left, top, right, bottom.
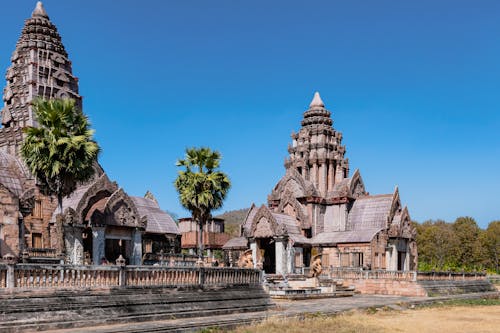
310, 254, 323, 277
237, 249, 254, 269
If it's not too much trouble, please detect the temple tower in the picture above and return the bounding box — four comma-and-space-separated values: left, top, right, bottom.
285, 92, 349, 197
0, 1, 81, 155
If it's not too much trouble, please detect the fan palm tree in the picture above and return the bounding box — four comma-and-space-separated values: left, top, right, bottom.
174, 147, 231, 260
21, 98, 100, 215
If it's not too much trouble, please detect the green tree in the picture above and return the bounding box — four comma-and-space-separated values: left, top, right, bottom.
416, 220, 460, 270
21, 98, 100, 214
174, 147, 231, 260
453, 216, 483, 270
482, 221, 500, 273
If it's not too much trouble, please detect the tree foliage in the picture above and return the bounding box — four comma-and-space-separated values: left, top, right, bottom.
416, 217, 499, 273
174, 147, 231, 258
21, 98, 100, 213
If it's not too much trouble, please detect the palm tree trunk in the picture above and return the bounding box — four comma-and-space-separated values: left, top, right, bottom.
58, 193, 63, 215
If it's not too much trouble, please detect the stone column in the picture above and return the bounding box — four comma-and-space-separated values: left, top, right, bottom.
311, 163, 318, 188
250, 240, 257, 269
92, 227, 106, 265
275, 238, 287, 275
73, 228, 84, 265
63, 225, 75, 264
287, 244, 295, 274
131, 229, 142, 265
327, 161, 334, 191
319, 161, 327, 195
335, 163, 344, 183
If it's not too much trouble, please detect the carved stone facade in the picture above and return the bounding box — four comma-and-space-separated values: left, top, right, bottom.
225, 92, 417, 273
0, 3, 179, 265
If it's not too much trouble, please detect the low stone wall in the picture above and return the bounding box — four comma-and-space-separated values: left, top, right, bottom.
0, 263, 262, 289
343, 278, 427, 296
324, 269, 491, 297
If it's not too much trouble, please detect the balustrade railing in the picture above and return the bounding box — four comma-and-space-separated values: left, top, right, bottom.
0, 263, 262, 290
296, 267, 486, 282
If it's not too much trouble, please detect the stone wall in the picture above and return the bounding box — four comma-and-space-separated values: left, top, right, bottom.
0, 188, 19, 258
343, 278, 427, 297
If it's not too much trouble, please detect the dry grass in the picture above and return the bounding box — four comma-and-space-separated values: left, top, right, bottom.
224, 304, 500, 333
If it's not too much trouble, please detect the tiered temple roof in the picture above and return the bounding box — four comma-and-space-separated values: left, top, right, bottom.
0, 1, 80, 155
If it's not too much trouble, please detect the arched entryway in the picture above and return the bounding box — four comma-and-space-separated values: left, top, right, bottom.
257, 237, 276, 274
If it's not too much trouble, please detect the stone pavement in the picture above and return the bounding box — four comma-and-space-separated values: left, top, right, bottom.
44, 291, 499, 333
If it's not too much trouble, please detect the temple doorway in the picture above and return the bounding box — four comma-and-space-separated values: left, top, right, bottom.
258, 238, 276, 274
82, 227, 93, 265
398, 251, 406, 271
105, 239, 129, 264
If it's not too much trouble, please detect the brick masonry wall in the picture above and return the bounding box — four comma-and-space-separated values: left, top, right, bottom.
343, 278, 428, 297
0, 188, 20, 258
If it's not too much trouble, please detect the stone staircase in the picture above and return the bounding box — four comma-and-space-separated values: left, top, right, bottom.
419, 279, 497, 297
265, 274, 355, 300
0, 285, 274, 332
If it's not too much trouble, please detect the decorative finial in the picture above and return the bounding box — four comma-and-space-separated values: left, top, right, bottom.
309, 91, 324, 108
32, 1, 49, 18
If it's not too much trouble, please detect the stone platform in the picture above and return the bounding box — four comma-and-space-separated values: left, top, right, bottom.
0, 285, 273, 332
40, 291, 499, 333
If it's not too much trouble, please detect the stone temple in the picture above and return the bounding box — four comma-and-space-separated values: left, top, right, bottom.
0, 2, 180, 265
224, 92, 418, 274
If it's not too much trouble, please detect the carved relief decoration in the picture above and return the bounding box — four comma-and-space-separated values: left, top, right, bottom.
104, 188, 146, 229
76, 174, 118, 224
269, 168, 317, 201
277, 189, 309, 228
19, 187, 35, 216
348, 169, 366, 199
250, 205, 287, 238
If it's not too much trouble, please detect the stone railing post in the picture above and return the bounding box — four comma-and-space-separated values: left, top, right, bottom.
116, 255, 126, 287
4, 254, 17, 289
198, 267, 205, 286
6, 264, 15, 289
412, 271, 417, 282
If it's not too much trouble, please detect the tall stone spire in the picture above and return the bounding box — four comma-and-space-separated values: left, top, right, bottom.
286, 92, 349, 197
0, 2, 81, 155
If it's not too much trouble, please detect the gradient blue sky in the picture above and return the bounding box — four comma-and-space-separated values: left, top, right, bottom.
1, 1, 499, 228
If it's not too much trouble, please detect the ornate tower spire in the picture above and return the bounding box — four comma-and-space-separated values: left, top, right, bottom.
0, 2, 81, 155
286, 92, 349, 197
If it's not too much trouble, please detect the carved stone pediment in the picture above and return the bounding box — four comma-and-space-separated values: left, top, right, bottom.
76, 174, 118, 224
277, 189, 309, 228
269, 168, 317, 201
104, 188, 144, 229
19, 187, 35, 216
249, 205, 288, 239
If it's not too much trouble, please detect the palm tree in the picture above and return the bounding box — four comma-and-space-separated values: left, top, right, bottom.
174, 147, 231, 261
21, 98, 100, 215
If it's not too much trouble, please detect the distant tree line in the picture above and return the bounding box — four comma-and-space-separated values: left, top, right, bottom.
414, 217, 499, 273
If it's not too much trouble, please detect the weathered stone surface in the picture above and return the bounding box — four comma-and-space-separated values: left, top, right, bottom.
0, 285, 273, 332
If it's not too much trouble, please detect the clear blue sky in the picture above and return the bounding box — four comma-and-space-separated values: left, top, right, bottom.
1, 1, 499, 228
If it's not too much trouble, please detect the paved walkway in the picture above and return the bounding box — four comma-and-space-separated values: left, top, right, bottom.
45, 292, 499, 333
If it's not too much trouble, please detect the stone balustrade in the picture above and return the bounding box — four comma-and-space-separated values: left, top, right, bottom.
302, 268, 487, 282
0, 265, 6, 288
0, 263, 262, 289
416, 271, 487, 281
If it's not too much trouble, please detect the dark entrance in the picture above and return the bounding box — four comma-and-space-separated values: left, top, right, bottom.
258, 238, 276, 274
105, 239, 129, 264
397, 251, 406, 271
82, 227, 93, 264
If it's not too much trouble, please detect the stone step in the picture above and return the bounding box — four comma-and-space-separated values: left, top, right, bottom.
0, 286, 274, 332
419, 280, 496, 296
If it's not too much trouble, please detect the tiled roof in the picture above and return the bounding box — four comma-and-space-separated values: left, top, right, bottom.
311, 228, 382, 246
271, 212, 311, 245
346, 194, 393, 230
0, 152, 26, 196
222, 237, 248, 250
131, 196, 179, 235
